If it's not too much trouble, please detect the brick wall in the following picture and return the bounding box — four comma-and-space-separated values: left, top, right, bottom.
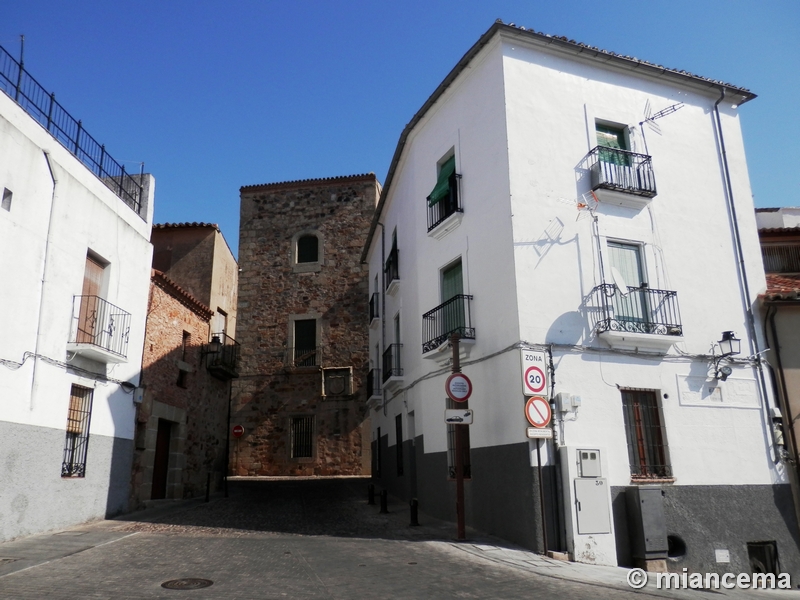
232, 174, 377, 476
131, 275, 231, 507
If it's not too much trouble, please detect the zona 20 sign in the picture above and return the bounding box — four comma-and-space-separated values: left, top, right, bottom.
521, 349, 548, 396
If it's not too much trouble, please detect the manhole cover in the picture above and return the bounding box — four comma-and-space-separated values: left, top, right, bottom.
161, 578, 214, 590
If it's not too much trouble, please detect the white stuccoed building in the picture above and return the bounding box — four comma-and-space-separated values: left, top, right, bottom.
0, 48, 154, 542
363, 21, 798, 576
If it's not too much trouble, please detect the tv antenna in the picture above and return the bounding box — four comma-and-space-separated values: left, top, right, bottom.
639, 100, 683, 155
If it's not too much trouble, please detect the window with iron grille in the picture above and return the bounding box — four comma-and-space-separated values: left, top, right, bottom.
62, 385, 94, 477
290, 416, 314, 458
293, 319, 317, 367
446, 397, 471, 479
620, 389, 671, 479
395, 414, 404, 476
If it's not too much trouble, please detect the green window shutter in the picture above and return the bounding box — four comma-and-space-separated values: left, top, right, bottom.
441, 260, 463, 301
427, 156, 456, 207
596, 125, 626, 150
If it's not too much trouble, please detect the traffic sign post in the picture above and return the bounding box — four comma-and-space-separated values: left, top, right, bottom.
445, 409, 474, 425
525, 396, 552, 428
521, 350, 548, 397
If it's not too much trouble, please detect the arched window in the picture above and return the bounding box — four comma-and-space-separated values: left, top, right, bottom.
297, 234, 319, 263
291, 230, 324, 273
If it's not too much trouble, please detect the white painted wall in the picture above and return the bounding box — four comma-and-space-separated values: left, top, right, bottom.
366, 28, 777, 565
0, 87, 153, 540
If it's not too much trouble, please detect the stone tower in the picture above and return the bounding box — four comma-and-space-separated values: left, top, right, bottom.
232, 174, 378, 475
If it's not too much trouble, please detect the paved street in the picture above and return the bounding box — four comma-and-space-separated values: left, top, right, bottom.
0, 478, 793, 599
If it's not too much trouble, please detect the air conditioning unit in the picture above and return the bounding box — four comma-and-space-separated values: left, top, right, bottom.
322, 367, 353, 397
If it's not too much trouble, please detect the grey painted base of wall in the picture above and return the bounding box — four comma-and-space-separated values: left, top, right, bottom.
612, 484, 800, 578
375, 435, 553, 552
0, 420, 133, 542
373, 433, 800, 576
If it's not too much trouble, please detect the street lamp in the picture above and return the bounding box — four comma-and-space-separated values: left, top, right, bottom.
718, 331, 741, 358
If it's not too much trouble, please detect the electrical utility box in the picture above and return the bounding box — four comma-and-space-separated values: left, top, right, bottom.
626, 486, 668, 560
574, 478, 611, 534
578, 449, 602, 477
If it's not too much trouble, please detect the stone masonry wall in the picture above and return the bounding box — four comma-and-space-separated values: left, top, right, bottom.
233, 174, 378, 476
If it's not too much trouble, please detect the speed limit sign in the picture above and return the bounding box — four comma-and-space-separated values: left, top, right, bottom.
521, 350, 548, 397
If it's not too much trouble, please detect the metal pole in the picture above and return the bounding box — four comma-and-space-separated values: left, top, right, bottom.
450, 333, 466, 540
536, 439, 548, 553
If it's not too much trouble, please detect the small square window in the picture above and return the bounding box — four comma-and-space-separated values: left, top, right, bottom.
297, 235, 319, 263
1, 188, 11, 211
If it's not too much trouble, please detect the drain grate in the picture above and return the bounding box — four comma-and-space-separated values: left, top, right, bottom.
161, 578, 214, 590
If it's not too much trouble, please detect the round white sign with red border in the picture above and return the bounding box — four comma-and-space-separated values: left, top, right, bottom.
524, 366, 546, 394
525, 396, 552, 428
446, 373, 472, 403
232, 425, 245, 438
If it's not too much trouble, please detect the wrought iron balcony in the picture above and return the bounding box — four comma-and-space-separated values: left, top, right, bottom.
384, 247, 399, 291
367, 368, 381, 398
588, 146, 656, 202
369, 292, 380, 322
382, 344, 403, 383
427, 174, 462, 233
203, 332, 240, 381
593, 283, 682, 338
67, 295, 131, 362
422, 294, 475, 354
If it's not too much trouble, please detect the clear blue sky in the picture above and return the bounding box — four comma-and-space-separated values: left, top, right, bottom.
3, 1, 798, 257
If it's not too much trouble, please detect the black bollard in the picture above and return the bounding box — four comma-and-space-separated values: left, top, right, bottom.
410, 498, 419, 526
379, 489, 388, 514
368, 483, 375, 505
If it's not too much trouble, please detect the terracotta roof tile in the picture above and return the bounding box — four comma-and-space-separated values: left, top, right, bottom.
763, 274, 800, 302
153, 222, 219, 231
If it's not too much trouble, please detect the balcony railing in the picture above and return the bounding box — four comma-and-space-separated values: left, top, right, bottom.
593, 284, 682, 336
382, 344, 403, 383
69, 295, 131, 359
203, 332, 240, 380
285, 346, 321, 368
384, 247, 399, 290
0, 44, 145, 217
761, 243, 800, 273
588, 146, 656, 198
422, 294, 475, 353
369, 292, 380, 321
367, 368, 381, 398
427, 174, 462, 232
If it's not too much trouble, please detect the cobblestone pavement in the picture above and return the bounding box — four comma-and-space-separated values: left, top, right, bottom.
0, 478, 795, 599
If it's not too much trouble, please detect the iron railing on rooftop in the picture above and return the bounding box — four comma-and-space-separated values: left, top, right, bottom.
0, 44, 144, 217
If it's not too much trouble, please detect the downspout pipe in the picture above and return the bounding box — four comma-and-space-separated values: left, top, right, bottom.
712, 88, 776, 452
377, 222, 386, 417
31, 151, 59, 409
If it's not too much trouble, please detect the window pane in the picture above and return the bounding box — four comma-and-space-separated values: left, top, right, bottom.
620, 389, 670, 478
63, 386, 93, 477
294, 319, 317, 366
297, 235, 319, 263
291, 416, 314, 458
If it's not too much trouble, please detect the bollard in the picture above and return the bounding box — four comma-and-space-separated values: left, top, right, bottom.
379, 489, 388, 514
205, 472, 211, 503
368, 483, 375, 505
410, 498, 419, 526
